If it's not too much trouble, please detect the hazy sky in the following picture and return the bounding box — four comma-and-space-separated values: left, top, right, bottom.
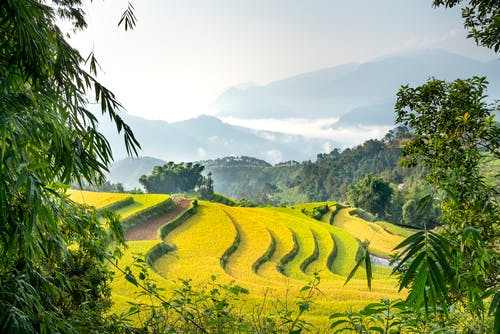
70, 0, 497, 123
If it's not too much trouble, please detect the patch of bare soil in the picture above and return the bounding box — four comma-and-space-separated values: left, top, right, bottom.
125, 198, 191, 241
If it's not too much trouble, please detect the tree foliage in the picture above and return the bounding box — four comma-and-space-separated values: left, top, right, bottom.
433, 0, 500, 52
393, 76, 499, 331
199, 171, 215, 199
139, 162, 205, 194
347, 174, 394, 219
0, 0, 139, 332
389, 181, 442, 228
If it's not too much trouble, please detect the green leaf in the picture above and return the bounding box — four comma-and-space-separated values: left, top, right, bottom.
416, 194, 432, 213
300, 285, 311, 292
393, 231, 425, 251
125, 273, 138, 286
368, 326, 385, 334
329, 319, 348, 329
329, 312, 348, 319
487, 289, 500, 334
364, 248, 373, 291
344, 253, 364, 287
298, 301, 310, 312
398, 252, 425, 291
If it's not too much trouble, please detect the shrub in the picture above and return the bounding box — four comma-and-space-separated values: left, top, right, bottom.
145, 242, 176, 267
301, 203, 329, 220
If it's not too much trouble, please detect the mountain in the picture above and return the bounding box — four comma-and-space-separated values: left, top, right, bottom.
107, 157, 165, 190
98, 113, 335, 164
213, 50, 500, 125
99, 50, 500, 168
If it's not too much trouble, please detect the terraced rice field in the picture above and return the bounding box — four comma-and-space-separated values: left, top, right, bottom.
331, 208, 406, 258
68, 189, 170, 219
68, 189, 132, 209
72, 191, 414, 326
113, 193, 170, 219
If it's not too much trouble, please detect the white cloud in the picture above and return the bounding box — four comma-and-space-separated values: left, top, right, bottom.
380, 28, 496, 61
221, 117, 340, 138
327, 126, 393, 148
208, 135, 219, 142
221, 116, 392, 146
265, 150, 283, 164
197, 147, 207, 158
322, 142, 333, 153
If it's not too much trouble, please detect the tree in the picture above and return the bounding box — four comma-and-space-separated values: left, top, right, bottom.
388, 180, 442, 228
0, 1, 139, 332
433, 0, 500, 52
346, 174, 394, 218
393, 76, 499, 331
139, 162, 205, 194
199, 172, 215, 199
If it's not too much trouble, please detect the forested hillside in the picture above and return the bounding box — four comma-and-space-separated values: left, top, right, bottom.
203, 127, 419, 204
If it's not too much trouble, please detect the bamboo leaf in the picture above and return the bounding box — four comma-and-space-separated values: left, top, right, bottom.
125, 273, 138, 287
393, 231, 425, 251
344, 255, 364, 287
364, 248, 373, 291
398, 252, 425, 291
416, 194, 432, 213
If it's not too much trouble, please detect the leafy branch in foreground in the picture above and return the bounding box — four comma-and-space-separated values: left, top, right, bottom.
393, 230, 454, 318
393, 76, 499, 332
344, 241, 373, 291
0, 1, 140, 332
118, 1, 137, 31
433, 0, 500, 52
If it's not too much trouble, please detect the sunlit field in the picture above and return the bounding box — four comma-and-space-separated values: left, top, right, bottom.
68, 189, 170, 219
75, 191, 414, 327
68, 189, 132, 209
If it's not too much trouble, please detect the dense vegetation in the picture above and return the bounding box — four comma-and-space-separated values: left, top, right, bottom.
202, 128, 414, 204
139, 162, 205, 194
0, 1, 139, 332
199, 128, 441, 228
391, 76, 499, 331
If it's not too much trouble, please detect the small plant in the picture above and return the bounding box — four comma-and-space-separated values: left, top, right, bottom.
269, 272, 322, 333
117, 258, 251, 333
329, 298, 409, 333
116, 256, 323, 333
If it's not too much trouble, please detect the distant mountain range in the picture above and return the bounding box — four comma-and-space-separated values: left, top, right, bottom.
107, 157, 165, 190
213, 49, 500, 126
98, 113, 333, 163
99, 49, 499, 167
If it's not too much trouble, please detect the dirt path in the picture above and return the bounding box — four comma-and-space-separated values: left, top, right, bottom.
125, 198, 191, 241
